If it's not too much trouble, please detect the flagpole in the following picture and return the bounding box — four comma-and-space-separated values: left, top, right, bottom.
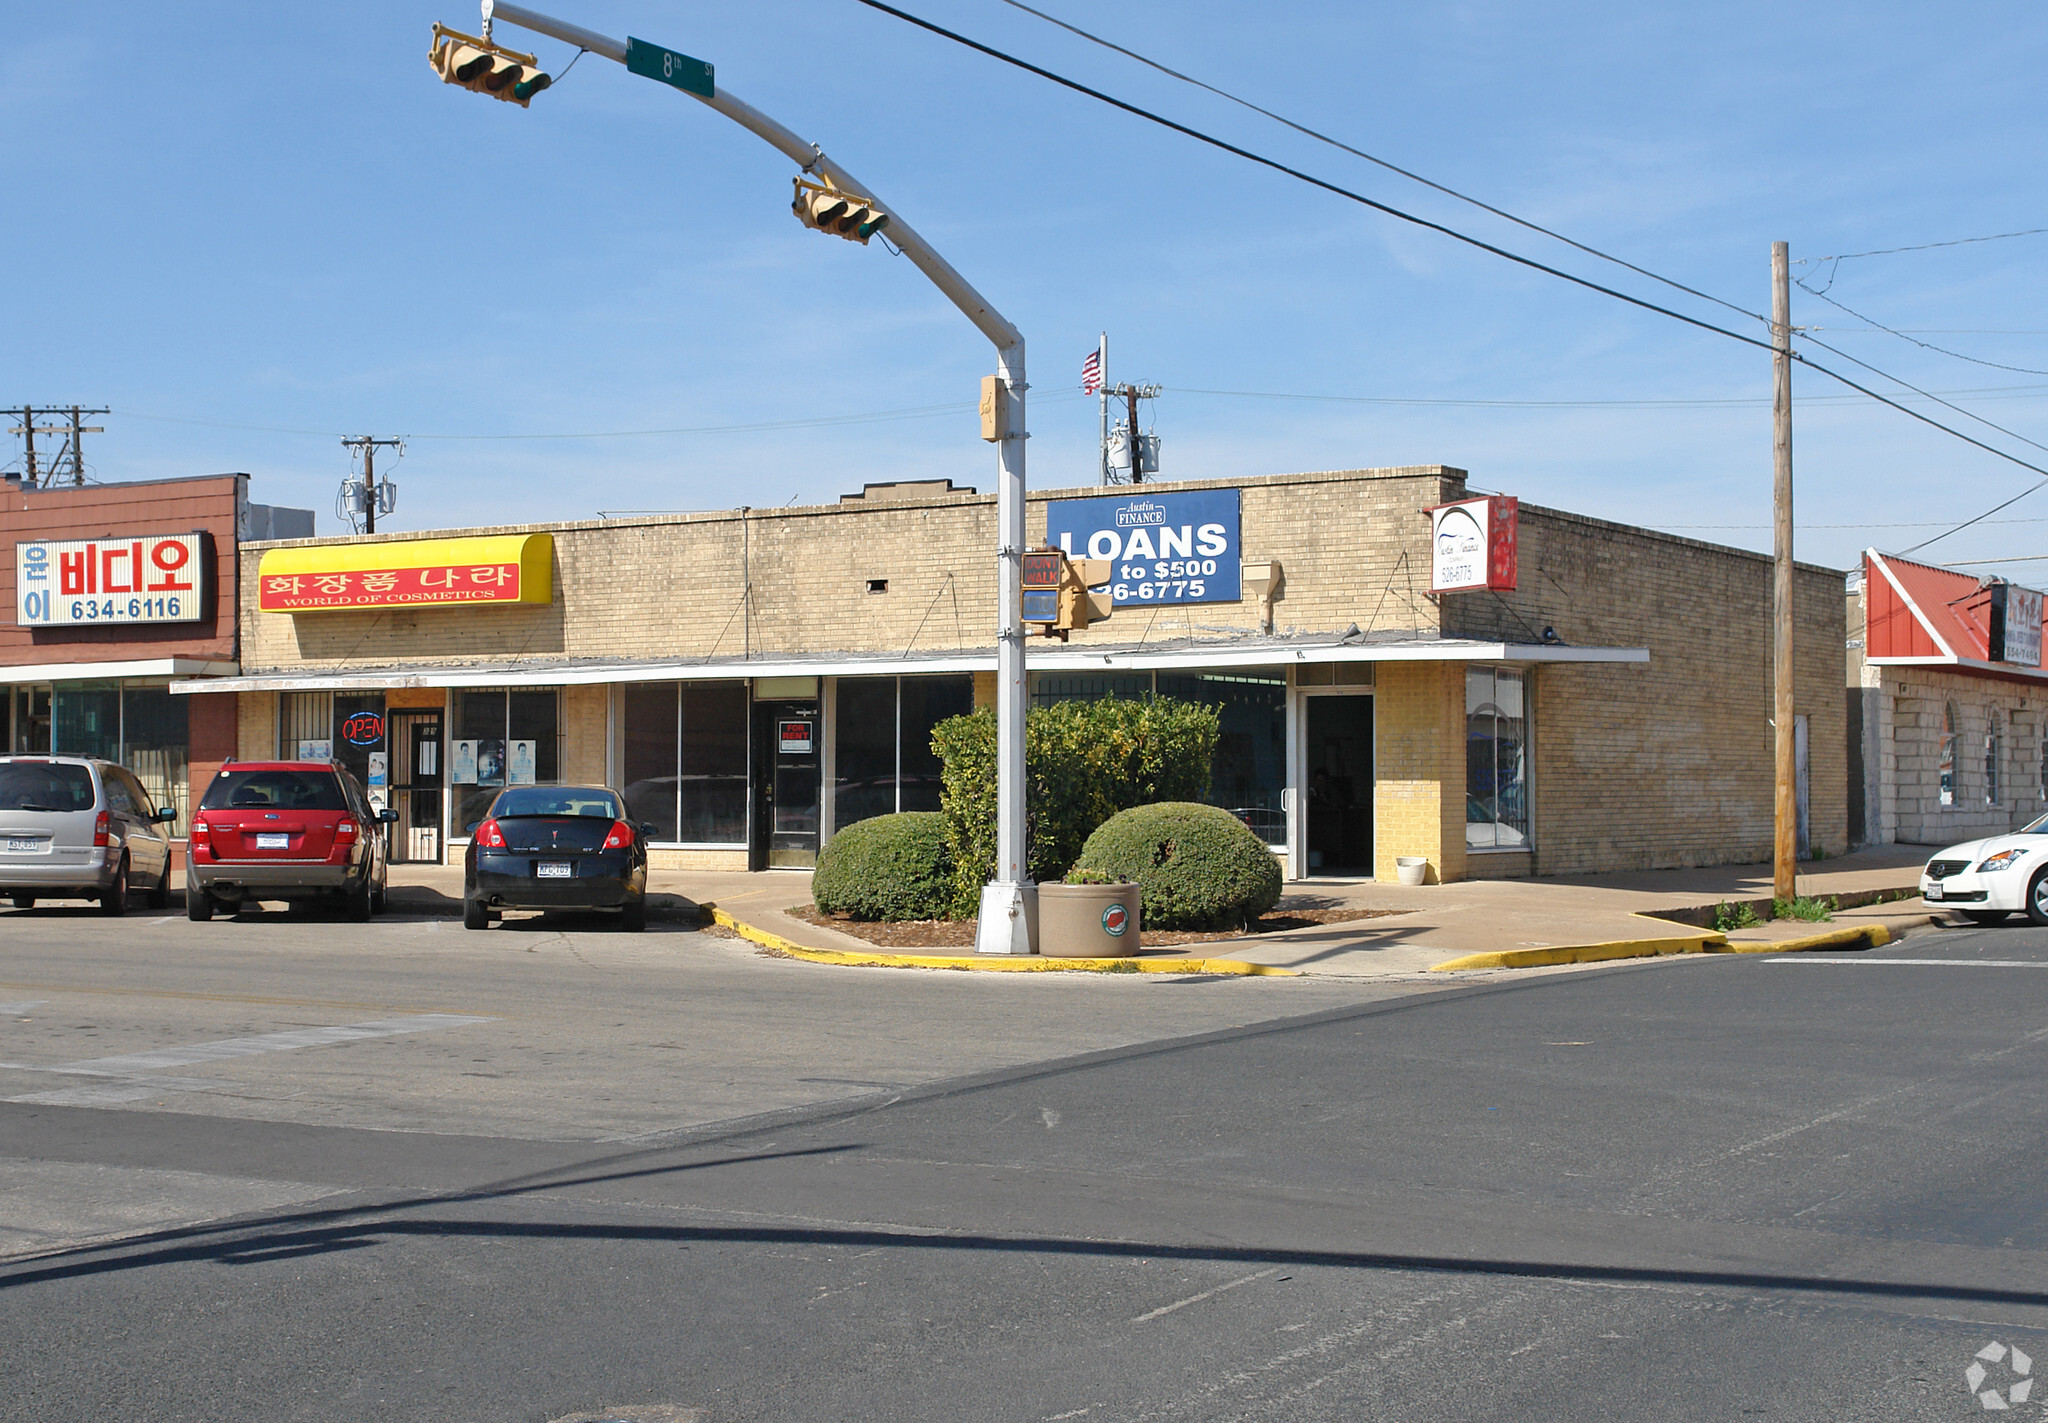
1097, 332, 1109, 485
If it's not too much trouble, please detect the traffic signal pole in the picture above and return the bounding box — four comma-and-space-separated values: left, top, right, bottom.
473, 0, 1038, 952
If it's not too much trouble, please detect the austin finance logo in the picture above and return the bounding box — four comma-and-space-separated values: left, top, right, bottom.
1966, 1341, 2033, 1411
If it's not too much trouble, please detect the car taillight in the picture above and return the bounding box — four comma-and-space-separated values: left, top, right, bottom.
335, 818, 359, 841
475, 817, 506, 848
189, 817, 210, 840
603, 820, 635, 850
93, 811, 110, 848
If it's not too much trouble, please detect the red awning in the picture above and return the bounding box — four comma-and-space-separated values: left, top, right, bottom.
1864, 549, 2048, 682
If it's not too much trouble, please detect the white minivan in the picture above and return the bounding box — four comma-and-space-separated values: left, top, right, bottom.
0, 756, 178, 915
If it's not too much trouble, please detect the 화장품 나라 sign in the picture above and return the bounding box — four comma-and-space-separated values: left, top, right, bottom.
15, 534, 206, 627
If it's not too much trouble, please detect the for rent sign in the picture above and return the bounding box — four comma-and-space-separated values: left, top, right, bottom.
15, 534, 206, 627
1045, 489, 1241, 606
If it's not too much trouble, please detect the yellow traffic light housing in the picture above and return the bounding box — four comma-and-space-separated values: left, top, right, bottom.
792, 178, 890, 244
430, 24, 552, 106
1020, 549, 1112, 641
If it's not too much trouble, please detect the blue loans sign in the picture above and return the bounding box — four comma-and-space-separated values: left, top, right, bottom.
1046, 489, 1241, 606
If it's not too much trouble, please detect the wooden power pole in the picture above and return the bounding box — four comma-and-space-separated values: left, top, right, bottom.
1772, 242, 1797, 904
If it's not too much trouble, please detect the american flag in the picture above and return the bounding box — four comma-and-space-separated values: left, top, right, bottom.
1081, 349, 1103, 395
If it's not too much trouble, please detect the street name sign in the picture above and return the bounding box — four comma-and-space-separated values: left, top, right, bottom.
626, 38, 714, 98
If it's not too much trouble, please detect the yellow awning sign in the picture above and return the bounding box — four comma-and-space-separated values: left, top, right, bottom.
258, 535, 553, 613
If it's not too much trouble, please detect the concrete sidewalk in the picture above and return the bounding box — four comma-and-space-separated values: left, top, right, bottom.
375, 842, 1946, 978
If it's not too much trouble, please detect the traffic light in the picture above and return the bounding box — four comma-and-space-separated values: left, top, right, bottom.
430, 25, 551, 106
792, 178, 890, 244
1020, 549, 1113, 641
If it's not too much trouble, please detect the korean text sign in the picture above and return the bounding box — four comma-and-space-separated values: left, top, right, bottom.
256, 534, 553, 613
1045, 489, 1241, 606
16, 534, 205, 627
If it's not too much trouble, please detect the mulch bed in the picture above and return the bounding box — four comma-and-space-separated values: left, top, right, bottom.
785, 902, 1407, 951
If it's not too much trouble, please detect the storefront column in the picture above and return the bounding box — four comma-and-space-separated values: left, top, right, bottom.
1372, 661, 1468, 884
239, 691, 279, 761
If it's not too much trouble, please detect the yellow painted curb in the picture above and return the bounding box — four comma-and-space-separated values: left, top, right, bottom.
1428, 932, 1726, 973
704, 905, 1300, 977
1719, 923, 1893, 954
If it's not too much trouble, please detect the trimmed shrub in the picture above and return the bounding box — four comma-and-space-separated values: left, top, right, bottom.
932, 696, 1221, 916
811, 811, 955, 921
1072, 801, 1283, 930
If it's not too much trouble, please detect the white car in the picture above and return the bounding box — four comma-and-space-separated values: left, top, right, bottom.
1920, 817, 2048, 924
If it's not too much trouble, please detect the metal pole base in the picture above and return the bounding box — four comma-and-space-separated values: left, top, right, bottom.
975, 880, 1039, 955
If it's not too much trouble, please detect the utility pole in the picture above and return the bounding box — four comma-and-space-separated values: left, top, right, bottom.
341, 435, 404, 534
1771, 242, 1797, 904
5, 405, 106, 485
1095, 333, 1109, 485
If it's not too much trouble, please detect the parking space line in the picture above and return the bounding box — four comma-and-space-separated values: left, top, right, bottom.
1, 1013, 494, 1105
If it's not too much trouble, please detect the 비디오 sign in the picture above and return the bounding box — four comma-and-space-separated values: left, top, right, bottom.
257, 534, 554, 613
1045, 488, 1241, 606
15, 534, 206, 627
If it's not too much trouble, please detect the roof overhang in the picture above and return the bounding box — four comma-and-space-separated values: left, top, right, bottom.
1, 657, 239, 684
171, 638, 1646, 694
1864, 654, 2048, 685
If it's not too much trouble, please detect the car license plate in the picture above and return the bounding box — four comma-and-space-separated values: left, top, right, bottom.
1925, 882, 1942, 901
256, 832, 290, 849
537, 862, 572, 879
5, 836, 38, 853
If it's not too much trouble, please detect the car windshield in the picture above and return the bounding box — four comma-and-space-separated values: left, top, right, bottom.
0, 762, 95, 812
490, 787, 621, 819
200, 768, 348, 812
2020, 813, 2048, 835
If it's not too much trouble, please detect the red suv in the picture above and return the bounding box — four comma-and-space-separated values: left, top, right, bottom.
185, 761, 396, 921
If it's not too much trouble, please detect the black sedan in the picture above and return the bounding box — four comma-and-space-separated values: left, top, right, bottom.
462, 785, 649, 930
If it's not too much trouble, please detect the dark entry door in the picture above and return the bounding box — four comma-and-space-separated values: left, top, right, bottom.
1306, 696, 1373, 875
387, 709, 444, 865
752, 701, 821, 869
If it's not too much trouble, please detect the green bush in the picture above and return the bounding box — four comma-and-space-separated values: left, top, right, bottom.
810, 811, 955, 921
1071, 801, 1283, 930
932, 696, 1221, 916
1710, 900, 1762, 932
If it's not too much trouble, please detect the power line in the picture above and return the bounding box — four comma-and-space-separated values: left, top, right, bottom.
1793, 278, 2048, 378
850, 0, 2048, 513
988, 0, 1767, 327
1171, 382, 2048, 411
1807, 228, 2048, 263
1796, 334, 2048, 457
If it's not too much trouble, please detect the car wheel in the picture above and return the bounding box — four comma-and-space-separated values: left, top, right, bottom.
343, 879, 372, 923
10, 894, 32, 910
620, 895, 647, 932
185, 886, 213, 922
98, 857, 129, 917
146, 865, 171, 910
1963, 909, 2012, 925
2028, 871, 2048, 927
462, 897, 490, 931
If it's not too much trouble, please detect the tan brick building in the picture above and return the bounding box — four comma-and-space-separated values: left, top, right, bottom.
181, 464, 1847, 882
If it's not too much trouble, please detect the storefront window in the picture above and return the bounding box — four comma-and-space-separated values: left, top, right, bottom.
1157, 670, 1288, 845
13, 688, 51, 753
123, 687, 190, 825
1027, 668, 1288, 847
452, 688, 560, 837
620, 681, 748, 844
53, 685, 121, 761
1467, 667, 1530, 850
831, 674, 974, 832
1940, 702, 1958, 807
1985, 711, 2003, 805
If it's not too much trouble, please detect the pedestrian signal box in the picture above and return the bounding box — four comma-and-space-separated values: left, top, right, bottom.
1021, 549, 1113, 641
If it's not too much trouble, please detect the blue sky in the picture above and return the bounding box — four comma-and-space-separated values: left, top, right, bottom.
6, 1, 2046, 578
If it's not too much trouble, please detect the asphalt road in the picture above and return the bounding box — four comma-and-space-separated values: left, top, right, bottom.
3, 906, 2046, 1422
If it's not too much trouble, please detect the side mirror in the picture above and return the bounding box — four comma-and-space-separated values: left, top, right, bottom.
641, 822, 659, 840
154, 808, 179, 825
378, 808, 399, 824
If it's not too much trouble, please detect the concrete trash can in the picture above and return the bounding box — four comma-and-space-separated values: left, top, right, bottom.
1394, 856, 1430, 886
1037, 882, 1141, 957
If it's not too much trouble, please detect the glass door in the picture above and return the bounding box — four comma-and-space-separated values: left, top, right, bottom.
387, 709, 444, 864
752, 700, 820, 869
